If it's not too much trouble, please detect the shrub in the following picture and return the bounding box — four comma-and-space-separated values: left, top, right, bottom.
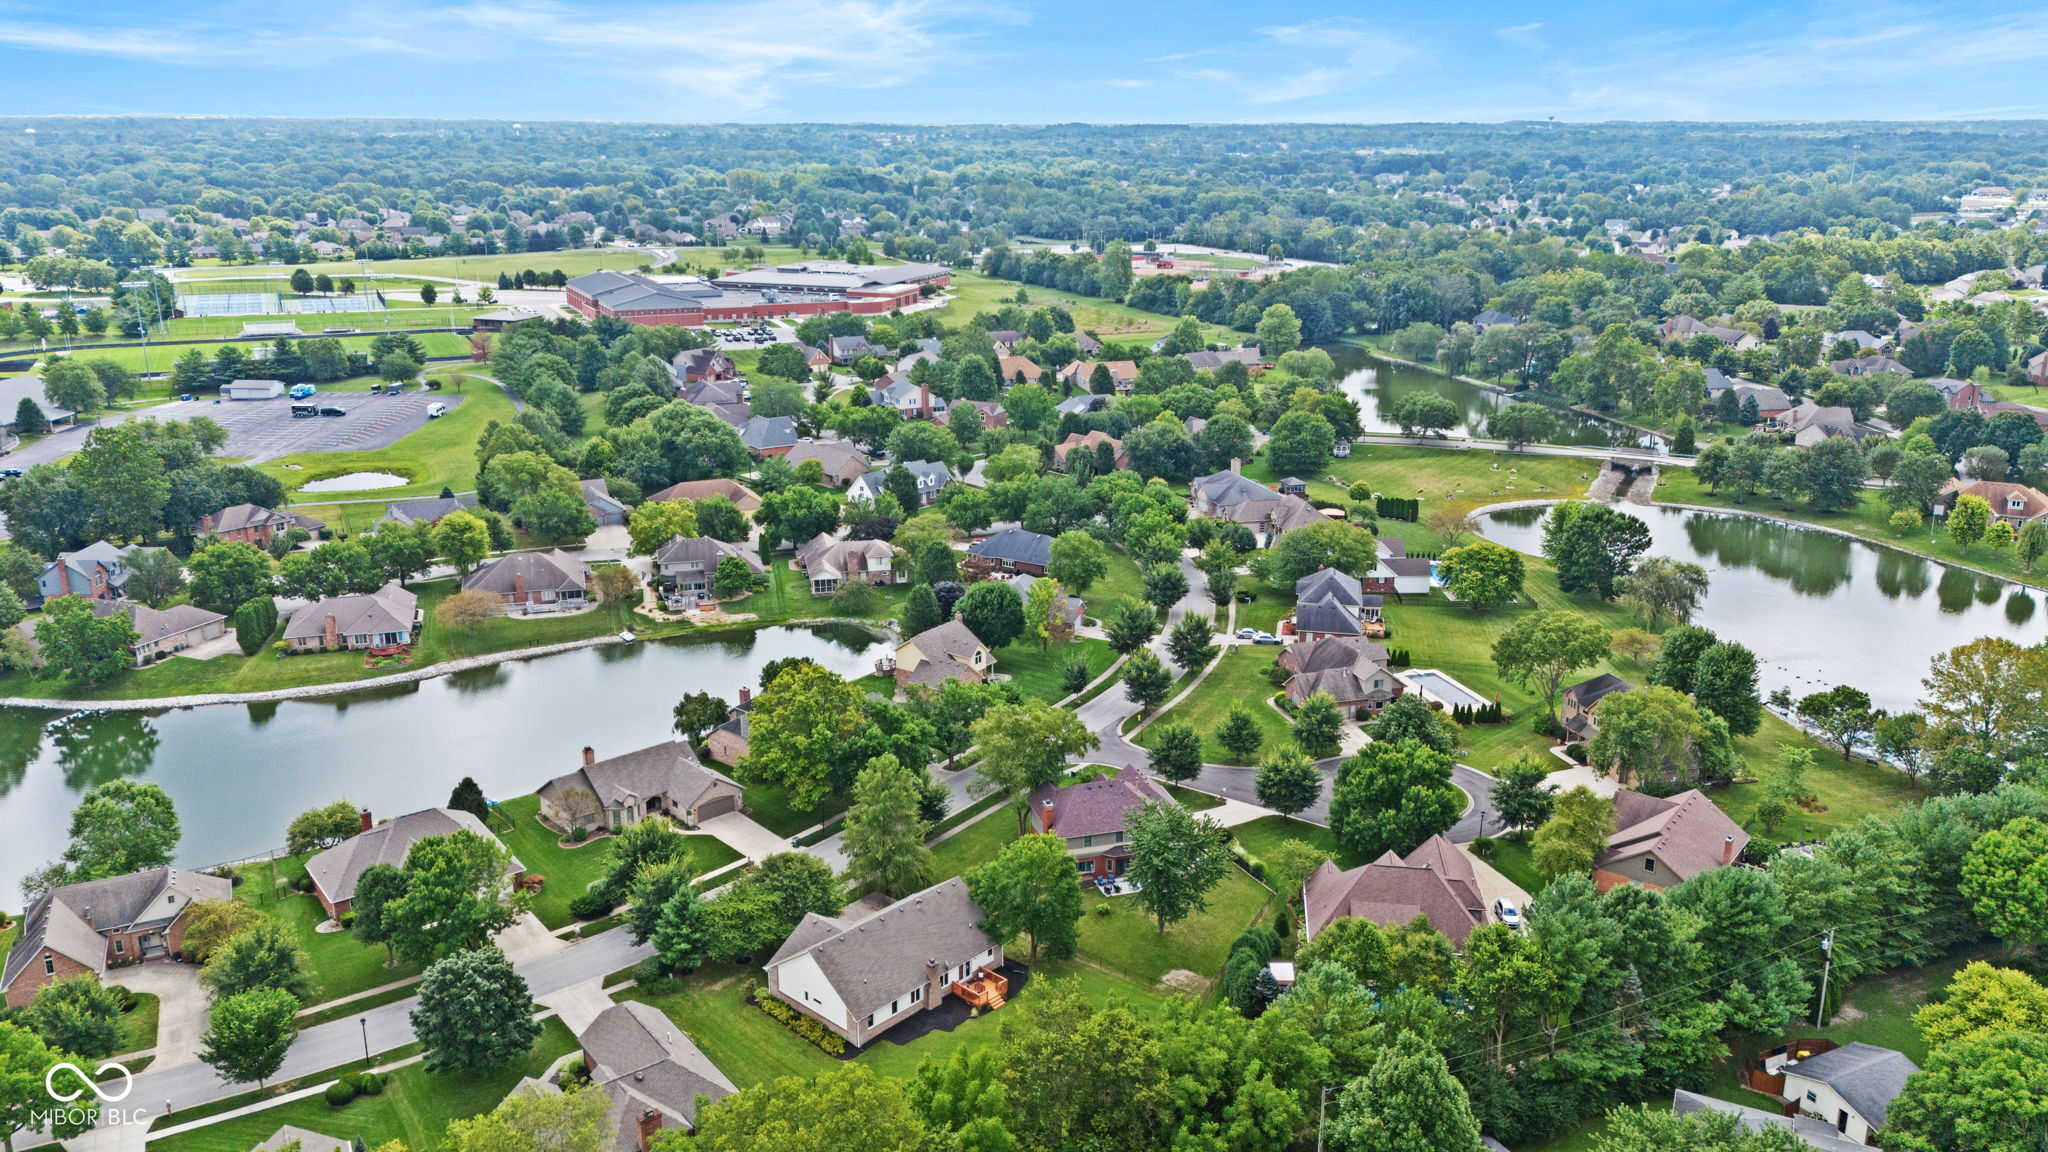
1274, 910, 1291, 937
324, 1081, 358, 1107
558, 1062, 592, 1088
567, 826, 590, 843
1093, 903, 1112, 916
568, 890, 614, 920
632, 957, 670, 984
1741, 836, 1782, 866
1469, 835, 1498, 861
337, 912, 354, 929
356, 1072, 384, 1096
757, 994, 849, 1055
1230, 926, 1280, 960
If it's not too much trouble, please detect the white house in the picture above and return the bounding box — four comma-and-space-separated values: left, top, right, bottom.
1779, 1043, 1918, 1147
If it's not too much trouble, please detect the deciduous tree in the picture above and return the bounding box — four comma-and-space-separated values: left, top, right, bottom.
1125, 800, 1233, 933
966, 833, 1084, 962
841, 754, 935, 899
410, 946, 541, 1076
1328, 738, 1462, 858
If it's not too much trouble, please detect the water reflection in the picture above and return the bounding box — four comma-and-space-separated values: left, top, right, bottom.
0, 624, 891, 903
1476, 503, 2048, 715
52, 712, 161, 790
1326, 345, 1630, 448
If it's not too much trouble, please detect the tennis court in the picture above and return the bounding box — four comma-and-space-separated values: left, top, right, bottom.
176, 289, 384, 317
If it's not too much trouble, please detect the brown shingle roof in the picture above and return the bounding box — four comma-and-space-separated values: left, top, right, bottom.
1301, 835, 1486, 945
1597, 789, 1747, 882
1028, 766, 1174, 841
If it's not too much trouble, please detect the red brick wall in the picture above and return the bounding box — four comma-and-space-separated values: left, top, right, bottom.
3, 948, 98, 1008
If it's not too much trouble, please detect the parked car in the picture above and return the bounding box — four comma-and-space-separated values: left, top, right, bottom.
318, 405, 347, 417
288, 384, 316, 400
1494, 899, 1523, 929
1254, 632, 1281, 645
425, 403, 447, 418
1235, 627, 1259, 640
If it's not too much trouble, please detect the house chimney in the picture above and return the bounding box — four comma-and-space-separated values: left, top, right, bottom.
323, 614, 339, 649
918, 379, 931, 420
1229, 457, 1242, 474
634, 1110, 662, 1152
582, 746, 596, 767
56, 562, 72, 596
513, 572, 526, 598
738, 686, 751, 706
1722, 835, 1736, 865
359, 809, 373, 833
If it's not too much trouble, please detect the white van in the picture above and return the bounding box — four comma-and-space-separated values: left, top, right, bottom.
425, 403, 447, 419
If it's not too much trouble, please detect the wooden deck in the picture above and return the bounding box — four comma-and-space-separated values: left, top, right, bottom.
952, 968, 1009, 1010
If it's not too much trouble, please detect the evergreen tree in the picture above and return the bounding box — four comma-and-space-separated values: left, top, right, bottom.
446, 776, 490, 822
841, 754, 935, 899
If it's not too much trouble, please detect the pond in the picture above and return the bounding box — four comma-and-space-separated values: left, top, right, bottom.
0, 623, 888, 905
1476, 503, 2048, 716
298, 471, 411, 492
1327, 345, 1653, 449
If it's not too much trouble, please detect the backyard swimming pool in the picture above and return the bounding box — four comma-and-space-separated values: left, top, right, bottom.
1399, 668, 1490, 709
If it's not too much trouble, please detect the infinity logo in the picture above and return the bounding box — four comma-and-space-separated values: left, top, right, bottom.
44, 1061, 133, 1103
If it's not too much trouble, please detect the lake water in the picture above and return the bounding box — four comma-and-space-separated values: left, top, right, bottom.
298, 471, 410, 492
0, 624, 888, 906
1328, 345, 1651, 449
1476, 503, 2047, 715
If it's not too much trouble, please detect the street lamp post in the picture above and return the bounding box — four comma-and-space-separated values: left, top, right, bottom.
359, 1017, 371, 1067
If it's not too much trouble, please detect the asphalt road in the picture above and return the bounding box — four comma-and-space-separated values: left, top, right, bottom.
22, 927, 652, 1148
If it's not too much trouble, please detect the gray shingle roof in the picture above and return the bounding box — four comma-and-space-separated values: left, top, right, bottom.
2, 867, 231, 994
765, 877, 994, 1019
378, 495, 478, 526
305, 808, 505, 906
282, 582, 417, 641
461, 550, 589, 597
1783, 1043, 1918, 1130
1028, 766, 1174, 841
1670, 1091, 1866, 1152
654, 536, 762, 574
579, 1001, 735, 1145
538, 741, 739, 815
1302, 836, 1485, 945
967, 528, 1053, 568
740, 415, 799, 452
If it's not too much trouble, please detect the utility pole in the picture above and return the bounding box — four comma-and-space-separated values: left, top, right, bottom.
1814, 927, 1835, 1028
1316, 1084, 1332, 1152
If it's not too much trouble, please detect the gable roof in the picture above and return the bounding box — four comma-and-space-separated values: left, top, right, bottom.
848, 460, 951, 503
764, 877, 994, 1020
784, 440, 870, 482
461, 550, 590, 596
1598, 788, 1747, 881
543, 741, 739, 814
1670, 1092, 1866, 1152
654, 536, 762, 573
740, 415, 799, 452
1028, 766, 1174, 841
1296, 567, 1365, 607
967, 527, 1053, 568
1191, 470, 1324, 534
1782, 1043, 1918, 1130
123, 601, 225, 646
282, 582, 417, 641
1940, 478, 2048, 520
378, 494, 478, 526
579, 1001, 735, 1144
644, 479, 761, 512
1053, 430, 1125, 468
2, 867, 231, 993
1564, 673, 1632, 709
305, 807, 504, 906
794, 531, 898, 581
1302, 835, 1486, 945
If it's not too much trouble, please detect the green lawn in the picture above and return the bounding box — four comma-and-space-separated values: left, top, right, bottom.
115, 991, 160, 1056
928, 807, 1022, 881
1484, 837, 1544, 896
934, 269, 1235, 347
1799, 940, 2017, 1063
994, 637, 1112, 702
1076, 869, 1271, 989
30, 331, 474, 377
266, 887, 422, 1005
485, 796, 741, 929
1516, 1101, 1672, 1152
1243, 444, 1600, 546
1079, 549, 1147, 620
1134, 645, 1291, 764
148, 1018, 576, 1152
1653, 467, 2048, 590
1231, 814, 1364, 870
740, 784, 845, 840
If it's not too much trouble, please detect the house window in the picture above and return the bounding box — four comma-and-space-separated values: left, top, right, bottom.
911, 987, 923, 1004
43, 955, 54, 975
864, 1013, 875, 1028
1644, 858, 1656, 873
888, 998, 900, 1016
1082, 835, 1094, 847
1077, 860, 1095, 875
113, 939, 123, 954
1806, 1091, 1817, 1103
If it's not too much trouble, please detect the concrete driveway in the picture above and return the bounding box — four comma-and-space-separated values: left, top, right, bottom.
1458, 843, 1533, 927
699, 810, 796, 862
536, 977, 615, 1035
493, 912, 571, 965
106, 962, 208, 1068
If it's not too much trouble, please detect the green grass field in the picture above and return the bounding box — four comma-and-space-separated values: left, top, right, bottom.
25, 330, 474, 378
993, 637, 1112, 701
486, 796, 741, 929
934, 269, 1235, 347
259, 373, 516, 503
147, 1019, 575, 1152
1244, 444, 1601, 545
223, 854, 426, 1005
176, 249, 663, 283
1076, 869, 1270, 989
1079, 548, 1148, 620
1134, 645, 1292, 764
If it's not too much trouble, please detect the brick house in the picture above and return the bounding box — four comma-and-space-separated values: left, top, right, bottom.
1026, 766, 1176, 879
793, 532, 901, 595
306, 807, 519, 918
1593, 789, 1748, 892
2, 867, 231, 1008
890, 618, 994, 689
282, 582, 419, 652
966, 527, 1053, 576
536, 742, 745, 832
36, 541, 146, 603
461, 551, 591, 611
197, 503, 325, 548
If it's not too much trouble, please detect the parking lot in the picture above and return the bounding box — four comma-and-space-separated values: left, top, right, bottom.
169, 393, 463, 461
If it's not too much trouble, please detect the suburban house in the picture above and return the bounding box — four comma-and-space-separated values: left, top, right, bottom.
645, 478, 762, 513
1471, 309, 1517, 331
581, 479, 630, 527
79, 600, 227, 665
764, 876, 1004, 1048
995, 355, 1043, 383
1593, 788, 1749, 892
283, 582, 420, 652
1072, 331, 1103, 356
829, 335, 879, 364
1301, 835, 1488, 947
794, 532, 901, 595
957, 399, 1007, 429
1026, 766, 1177, 878
704, 688, 755, 767
36, 541, 146, 602
1779, 401, 1876, 448
2029, 348, 2048, 388
536, 741, 745, 832
1189, 466, 1325, 541
654, 536, 763, 597
1006, 573, 1084, 633
739, 415, 799, 457
1279, 635, 1403, 714
1058, 359, 1138, 392
1935, 478, 2048, 525
1829, 355, 1910, 378
198, 503, 325, 549
1777, 1042, 1918, 1147
306, 807, 517, 918
1, 867, 232, 1008
1361, 555, 1434, 597
986, 330, 1023, 353
890, 618, 994, 689
1292, 568, 1384, 640
462, 550, 592, 611
1053, 430, 1129, 471
671, 347, 738, 384
848, 460, 952, 507
1183, 348, 1262, 372
1669, 1092, 1865, 1152
377, 494, 479, 527
576, 1001, 736, 1151
1560, 673, 1632, 743
1056, 394, 1109, 418
784, 441, 870, 488
869, 373, 947, 420
967, 527, 1053, 576
681, 379, 748, 427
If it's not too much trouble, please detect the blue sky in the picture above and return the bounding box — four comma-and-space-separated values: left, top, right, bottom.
5, 0, 2048, 122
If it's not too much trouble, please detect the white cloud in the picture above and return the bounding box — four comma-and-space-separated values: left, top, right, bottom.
1170, 19, 1420, 106
1103, 78, 1148, 89
1495, 21, 1544, 48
